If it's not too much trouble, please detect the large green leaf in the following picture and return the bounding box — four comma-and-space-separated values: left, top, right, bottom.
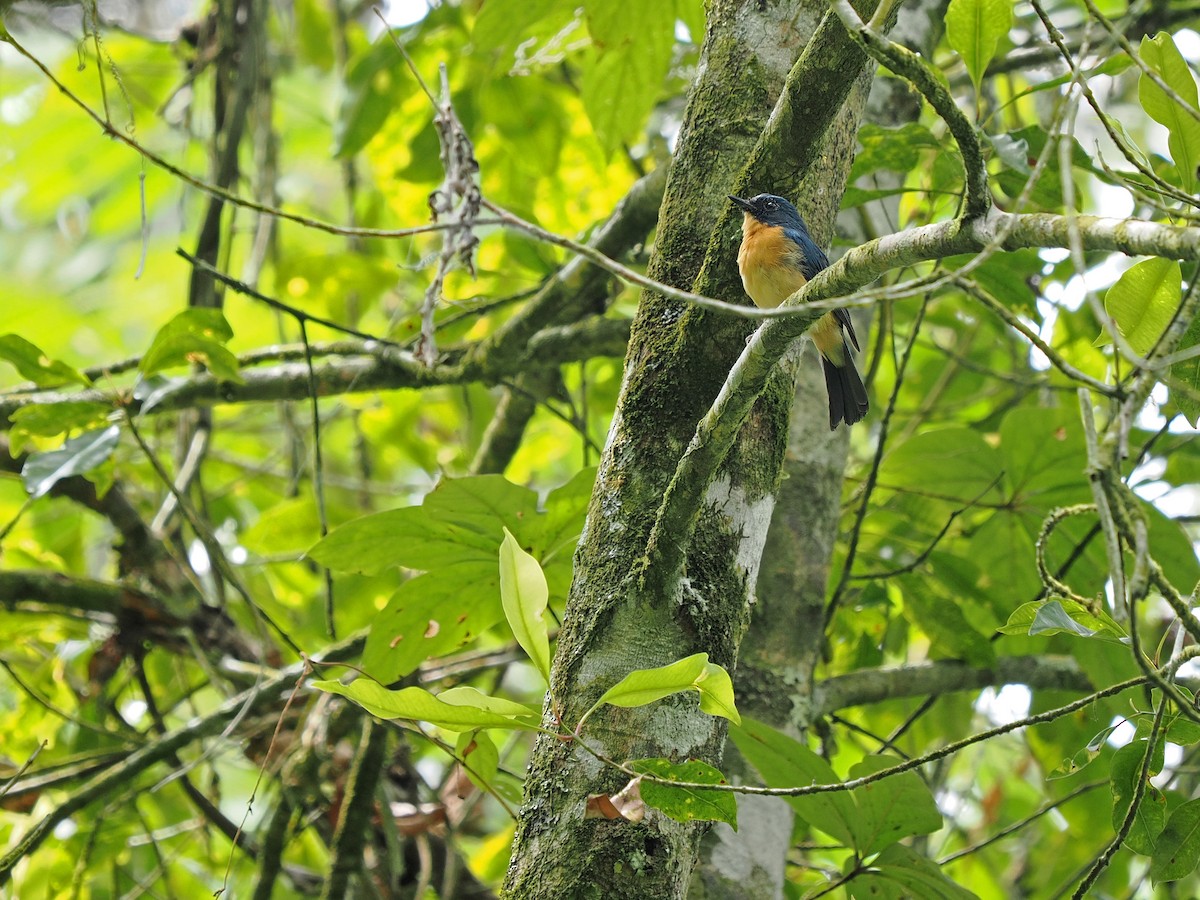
728, 718, 858, 848
423, 475, 540, 541
998, 407, 1087, 506
848, 756, 944, 855
308, 506, 496, 575
1151, 797, 1200, 882
902, 581, 995, 665
580, 0, 674, 156
879, 428, 1005, 504
308, 475, 550, 575
1099, 257, 1181, 356
945, 0, 1013, 90
1169, 312, 1200, 426
1139, 33, 1200, 192
850, 845, 978, 900
1110, 739, 1166, 855
362, 562, 501, 683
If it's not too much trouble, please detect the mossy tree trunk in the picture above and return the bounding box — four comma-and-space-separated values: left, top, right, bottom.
503, 1, 885, 897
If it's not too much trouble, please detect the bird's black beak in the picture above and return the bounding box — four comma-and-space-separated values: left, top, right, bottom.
728, 195, 753, 213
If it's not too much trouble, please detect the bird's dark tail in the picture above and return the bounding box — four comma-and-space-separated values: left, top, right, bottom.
821, 355, 869, 430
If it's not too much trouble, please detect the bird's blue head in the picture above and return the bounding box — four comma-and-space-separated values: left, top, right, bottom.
729, 193, 807, 232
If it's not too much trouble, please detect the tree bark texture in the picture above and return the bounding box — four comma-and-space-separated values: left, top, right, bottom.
503, 1, 882, 897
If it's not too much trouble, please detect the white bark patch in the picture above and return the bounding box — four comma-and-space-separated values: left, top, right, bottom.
707, 474, 777, 589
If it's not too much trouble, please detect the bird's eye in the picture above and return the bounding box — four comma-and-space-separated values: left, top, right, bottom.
764, 200, 776, 210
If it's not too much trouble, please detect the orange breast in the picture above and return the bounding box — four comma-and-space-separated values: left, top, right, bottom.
736, 219, 808, 308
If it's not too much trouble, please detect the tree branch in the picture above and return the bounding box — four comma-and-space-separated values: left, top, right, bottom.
0, 631, 365, 886
0, 317, 630, 426
813, 655, 1094, 715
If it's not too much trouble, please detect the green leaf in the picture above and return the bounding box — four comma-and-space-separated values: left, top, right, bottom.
8, 401, 111, 455
580, 1, 674, 156
903, 584, 995, 665
1098, 258, 1181, 356
695, 661, 740, 725
630, 758, 737, 828
456, 729, 500, 791
308, 506, 496, 575
1151, 797, 1200, 882
999, 599, 1125, 639
22, 425, 121, 499
998, 407, 1087, 505
309, 474, 539, 575
499, 527, 552, 682
587, 653, 739, 725
848, 756, 944, 854
594, 653, 707, 708
474, 0, 574, 64
849, 845, 978, 900
728, 718, 858, 847
438, 685, 540, 719
241, 498, 322, 556
528, 466, 595, 561
1169, 312, 1200, 426
8, 402, 110, 437
850, 123, 941, 179
333, 36, 409, 158
0, 334, 89, 388
140, 309, 243, 383
1139, 33, 1200, 192
1166, 710, 1200, 747
362, 563, 500, 683
945, 0, 1013, 90
310, 679, 539, 731
1110, 740, 1167, 855
879, 428, 1004, 504
425, 476, 540, 545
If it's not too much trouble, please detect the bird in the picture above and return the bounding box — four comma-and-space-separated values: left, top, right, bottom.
729, 193, 869, 430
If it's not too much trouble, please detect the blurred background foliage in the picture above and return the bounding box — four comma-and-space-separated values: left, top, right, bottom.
1, 0, 1200, 896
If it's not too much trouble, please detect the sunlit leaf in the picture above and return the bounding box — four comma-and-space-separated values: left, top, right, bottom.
945, 0, 1013, 90
1139, 33, 1200, 192
582, 653, 740, 726
0, 334, 89, 388
580, 1, 674, 156
140, 308, 243, 383
311, 679, 539, 731
1098, 257, 1181, 356
499, 527, 552, 682
594, 653, 706, 708
999, 599, 1125, 640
